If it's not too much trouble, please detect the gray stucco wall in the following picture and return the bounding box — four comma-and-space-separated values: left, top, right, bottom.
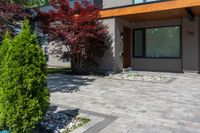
132, 59, 182, 72
98, 17, 132, 72
132, 19, 181, 29
199, 18, 200, 73
47, 54, 70, 68
102, 0, 132, 9
115, 18, 133, 72
45, 42, 71, 68
97, 18, 115, 71
35, 21, 71, 68
182, 17, 199, 72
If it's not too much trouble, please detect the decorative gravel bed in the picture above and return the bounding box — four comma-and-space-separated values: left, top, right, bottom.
107, 72, 165, 82
34, 107, 90, 133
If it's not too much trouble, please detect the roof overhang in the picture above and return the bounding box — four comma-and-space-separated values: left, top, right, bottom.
100, 0, 200, 22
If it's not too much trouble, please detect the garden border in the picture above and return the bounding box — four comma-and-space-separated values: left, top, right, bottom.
52, 103, 118, 133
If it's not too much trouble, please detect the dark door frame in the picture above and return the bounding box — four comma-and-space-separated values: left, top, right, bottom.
123, 26, 131, 68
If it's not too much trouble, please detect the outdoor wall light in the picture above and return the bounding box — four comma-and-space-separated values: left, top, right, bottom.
119, 51, 124, 57
120, 32, 124, 40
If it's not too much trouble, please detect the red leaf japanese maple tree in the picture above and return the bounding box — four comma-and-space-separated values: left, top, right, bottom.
38, 0, 109, 72
0, 1, 30, 42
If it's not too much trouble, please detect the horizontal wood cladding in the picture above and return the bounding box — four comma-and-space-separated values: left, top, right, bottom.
120, 8, 185, 22
100, 0, 200, 18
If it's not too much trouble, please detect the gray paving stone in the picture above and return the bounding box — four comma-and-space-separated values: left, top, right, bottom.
48, 72, 200, 133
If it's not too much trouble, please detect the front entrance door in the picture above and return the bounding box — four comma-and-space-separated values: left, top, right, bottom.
123, 26, 131, 68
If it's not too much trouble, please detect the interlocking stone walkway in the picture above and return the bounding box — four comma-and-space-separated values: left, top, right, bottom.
48, 72, 200, 133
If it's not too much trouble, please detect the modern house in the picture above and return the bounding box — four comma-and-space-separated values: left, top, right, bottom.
40, 0, 200, 73
98, 0, 200, 73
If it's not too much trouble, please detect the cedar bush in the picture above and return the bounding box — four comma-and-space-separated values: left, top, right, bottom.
0, 31, 12, 69
0, 31, 12, 130
0, 19, 50, 133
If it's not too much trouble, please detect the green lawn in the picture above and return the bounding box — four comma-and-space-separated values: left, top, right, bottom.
47, 68, 72, 74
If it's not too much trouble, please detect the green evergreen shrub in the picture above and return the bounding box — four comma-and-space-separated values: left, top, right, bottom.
0, 19, 50, 133
0, 31, 12, 71
0, 31, 12, 130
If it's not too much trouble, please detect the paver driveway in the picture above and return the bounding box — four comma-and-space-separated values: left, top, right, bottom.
48, 72, 200, 133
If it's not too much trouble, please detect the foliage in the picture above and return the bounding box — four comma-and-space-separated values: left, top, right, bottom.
0, 1, 30, 43
0, 31, 12, 130
63, 117, 90, 133
38, 0, 109, 72
47, 67, 71, 74
0, 19, 50, 133
28, 0, 50, 7
2, 0, 50, 7
0, 31, 12, 70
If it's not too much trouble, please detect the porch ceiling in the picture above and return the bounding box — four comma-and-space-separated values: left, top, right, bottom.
120, 6, 200, 22
100, 0, 200, 22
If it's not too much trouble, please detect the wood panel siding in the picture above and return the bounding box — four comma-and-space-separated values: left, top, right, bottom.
121, 8, 187, 22
100, 0, 200, 21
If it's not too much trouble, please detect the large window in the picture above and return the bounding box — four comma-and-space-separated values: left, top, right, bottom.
133, 26, 181, 58
69, 0, 102, 8
133, 0, 164, 4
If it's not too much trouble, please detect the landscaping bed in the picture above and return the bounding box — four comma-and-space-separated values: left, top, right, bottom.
106, 72, 166, 82
34, 106, 90, 133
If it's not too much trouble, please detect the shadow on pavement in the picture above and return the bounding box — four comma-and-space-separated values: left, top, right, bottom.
48, 74, 96, 93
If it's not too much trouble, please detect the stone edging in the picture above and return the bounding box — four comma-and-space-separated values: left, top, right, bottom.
52, 103, 118, 133
104, 76, 177, 83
